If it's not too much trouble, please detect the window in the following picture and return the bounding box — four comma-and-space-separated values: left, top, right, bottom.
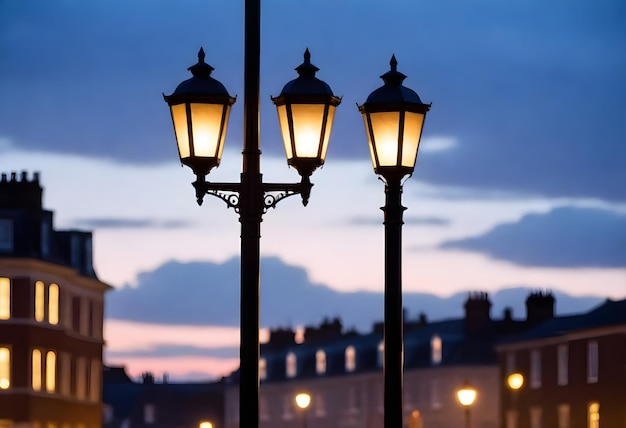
558, 404, 570, 428
286, 352, 296, 378
347, 385, 359, 412
90, 359, 101, 402
41, 221, 50, 258
506, 351, 516, 374
557, 344, 568, 385
0, 278, 9, 320
377, 341, 384, 368
506, 410, 518, 428
60, 352, 71, 396
282, 394, 293, 420
76, 357, 86, 399
316, 349, 326, 375
431, 335, 442, 365
345, 346, 356, 372
530, 350, 541, 388
530, 406, 542, 428
259, 395, 269, 421
315, 393, 326, 417
32, 349, 42, 391
144, 404, 155, 424
259, 358, 267, 380
0, 219, 13, 251
431, 379, 442, 410
35, 281, 45, 322
48, 284, 59, 325
588, 402, 599, 428
587, 341, 598, 383
0, 347, 10, 389
45, 351, 56, 393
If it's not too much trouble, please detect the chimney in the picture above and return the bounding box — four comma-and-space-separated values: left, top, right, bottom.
464, 291, 492, 335
268, 327, 296, 348
526, 290, 555, 324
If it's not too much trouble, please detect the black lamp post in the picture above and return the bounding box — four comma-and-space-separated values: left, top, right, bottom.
359, 55, 430, 428
163, 2, 340, 428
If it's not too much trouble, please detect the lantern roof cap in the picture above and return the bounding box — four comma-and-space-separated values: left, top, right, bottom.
278, 49, 337, 97
165, 48, 233, 100
364, 55, 425, 105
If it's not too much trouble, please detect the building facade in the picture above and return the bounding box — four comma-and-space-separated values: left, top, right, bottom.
224, 292, 552, 428
0, 171, 111, 428
497, 297, 626, 428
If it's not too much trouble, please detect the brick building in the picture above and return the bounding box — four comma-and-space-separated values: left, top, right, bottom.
0, 171, 111, 428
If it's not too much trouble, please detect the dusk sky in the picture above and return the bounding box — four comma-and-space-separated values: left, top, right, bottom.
1, 0, 624, 381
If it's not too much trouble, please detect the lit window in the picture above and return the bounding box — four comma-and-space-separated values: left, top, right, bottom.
0, 347, 10, 389
431, 335, 442, 365
48, 284, 59, 325
35, 281, 45, 322
557, 345, 568, 386
259, 358, 267, 380
0, 278, 9, 320
32, 349, 42, 391
345, 346, 356, 372
530, 406, 541, 428
0, 218, 13, 251
316, 349, 326, 375
45, 351, 56, 393
587, 341, 598, 383
530, 350, 541, 388
286, 352, 297, 378
588, 402, 599, 428
558, 404, 570, 428
377, 341, 384, 368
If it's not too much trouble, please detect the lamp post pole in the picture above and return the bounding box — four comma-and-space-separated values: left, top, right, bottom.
383, 175, 405, 428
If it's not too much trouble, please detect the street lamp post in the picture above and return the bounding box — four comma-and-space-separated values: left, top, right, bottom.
295, 392, 312, 428
456, 380, 477, 428
359, 56, 431, 428
163, 2, 340, 428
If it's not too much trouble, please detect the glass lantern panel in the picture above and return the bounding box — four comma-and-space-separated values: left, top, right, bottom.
276, 104, 293, 159
190, 103, 226, 158
171, 104, 190, 159
217, 104, 232, 161
291, 104, 326, 158
369, 111, 401, 167
362, 114, 377, 169
319, 105, 336, 163
401, 111, 425, 168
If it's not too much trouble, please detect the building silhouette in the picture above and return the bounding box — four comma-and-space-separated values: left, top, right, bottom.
497, 293, 626, 428
0, 171, 111, 428
223, 292, 559, 428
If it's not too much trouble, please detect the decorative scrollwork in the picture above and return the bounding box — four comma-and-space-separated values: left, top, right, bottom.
263, 190, 300, 213
205, 190, 241, 212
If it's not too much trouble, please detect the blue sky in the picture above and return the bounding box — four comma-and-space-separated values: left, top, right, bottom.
1, 0, 624, 380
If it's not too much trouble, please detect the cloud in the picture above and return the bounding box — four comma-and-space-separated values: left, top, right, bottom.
106, 256, 605, 331
348, 215, 450, 226
0, 1, 624, 201
440, 206, 626, 268
72, 218, 192, 229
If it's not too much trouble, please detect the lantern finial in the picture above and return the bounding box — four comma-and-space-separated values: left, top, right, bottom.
295, 48, 320, 78
380, 55, 407, 87
188, 47, 215, 78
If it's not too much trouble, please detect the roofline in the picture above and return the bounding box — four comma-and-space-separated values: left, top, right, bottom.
495, 324, 626, 351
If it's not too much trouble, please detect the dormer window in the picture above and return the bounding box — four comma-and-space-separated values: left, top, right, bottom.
377, 341, 384, 368
345, 346, 356, 372
0, 219, 13, 252
286, 352, 297, 378
431, 334, 442, 365
316, 349, 326, 375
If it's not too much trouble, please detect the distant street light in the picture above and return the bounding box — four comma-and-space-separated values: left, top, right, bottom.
199, 422, 213, 428
295, 392, 312, 428
506, 372, 524, 427
359, 55, 431, 428
456, 380, 477, 428
507, 372, 524, 391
